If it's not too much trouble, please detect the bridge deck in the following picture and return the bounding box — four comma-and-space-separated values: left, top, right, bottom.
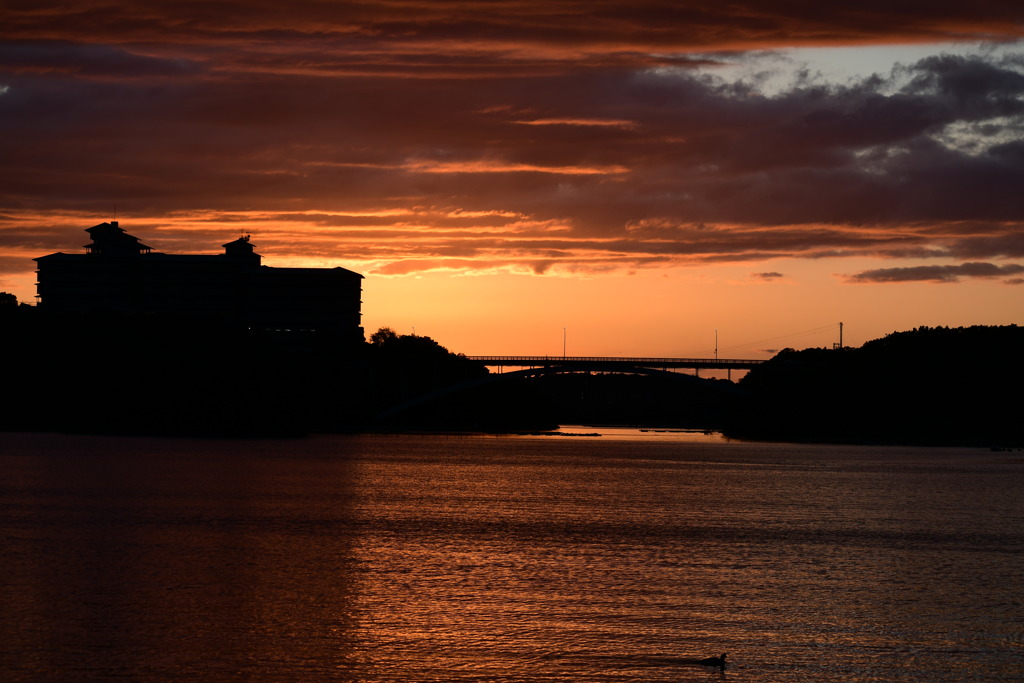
468, 356, 764, 370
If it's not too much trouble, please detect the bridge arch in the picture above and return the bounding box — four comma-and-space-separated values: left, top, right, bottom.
376, 356, 760, 421
468, 356, 764, 380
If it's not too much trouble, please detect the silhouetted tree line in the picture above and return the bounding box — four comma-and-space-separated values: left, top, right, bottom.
726, 325, 1024, 446
361, 325, 544, 431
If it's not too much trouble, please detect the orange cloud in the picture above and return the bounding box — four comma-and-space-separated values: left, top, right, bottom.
401, 159, 630, 175
515, 118, 637, 128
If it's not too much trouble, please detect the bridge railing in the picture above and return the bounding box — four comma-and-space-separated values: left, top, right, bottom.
467, 355, 765, 368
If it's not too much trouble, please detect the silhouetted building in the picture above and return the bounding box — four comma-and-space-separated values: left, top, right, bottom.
35, 222, 364, 341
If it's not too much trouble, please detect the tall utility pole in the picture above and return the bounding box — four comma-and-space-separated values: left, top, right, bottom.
715, 329, 718, 360
563, 327, 566, 358
834, 321, 844, 349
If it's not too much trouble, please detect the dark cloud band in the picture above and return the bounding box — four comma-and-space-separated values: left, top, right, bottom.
845, 262, 1024, 283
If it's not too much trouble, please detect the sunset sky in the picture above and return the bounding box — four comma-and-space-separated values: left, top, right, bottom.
2, 1, 1023, 359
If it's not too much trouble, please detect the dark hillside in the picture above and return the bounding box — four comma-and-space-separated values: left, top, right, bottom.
728, 325, 1024, 446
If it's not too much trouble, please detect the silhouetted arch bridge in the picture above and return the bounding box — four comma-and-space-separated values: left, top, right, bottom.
467, 355, 765, 380
376, 355, 764, 420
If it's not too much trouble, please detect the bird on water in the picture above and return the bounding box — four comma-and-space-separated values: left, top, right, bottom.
698, 653, 727, 668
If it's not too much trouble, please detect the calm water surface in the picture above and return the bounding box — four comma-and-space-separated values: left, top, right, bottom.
1, 429, 1022, 681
